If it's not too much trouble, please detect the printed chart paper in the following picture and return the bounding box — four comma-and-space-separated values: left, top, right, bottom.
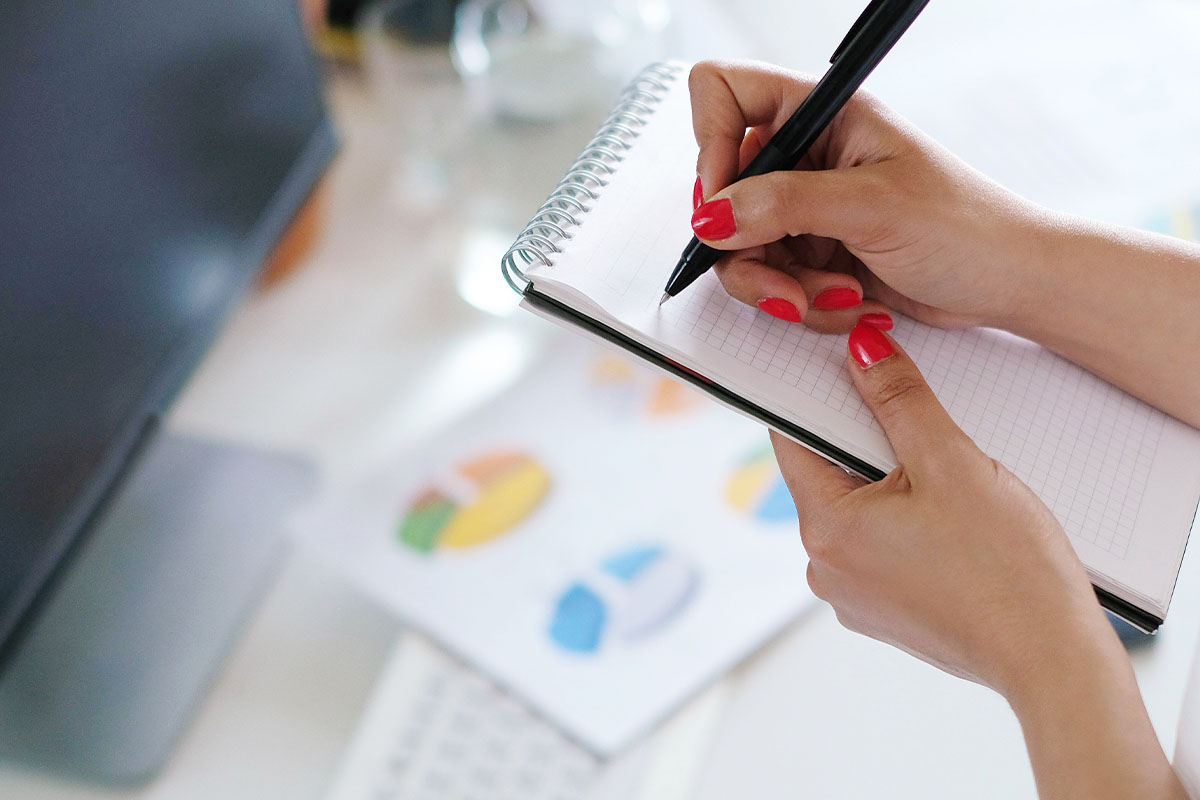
298, 339, 814, 754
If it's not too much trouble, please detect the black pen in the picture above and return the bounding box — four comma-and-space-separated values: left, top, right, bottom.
660, 0, 930, 305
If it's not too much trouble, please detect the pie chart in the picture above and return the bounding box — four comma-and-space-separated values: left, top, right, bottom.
398, 451, 551, 553
548, 545, 698, 654
591, 354, 700, 418
725, 445, 797, 523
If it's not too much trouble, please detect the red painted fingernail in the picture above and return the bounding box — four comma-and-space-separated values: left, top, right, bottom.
848, 322, 895, 368
693, 175, 703, 210
757, 297, 803, 323
691, 198, 736, 240
857, 312, 893, 331
812, 287, 862, 310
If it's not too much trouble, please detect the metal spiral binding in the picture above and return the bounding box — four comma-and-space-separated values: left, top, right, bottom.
501, 62, 684, 294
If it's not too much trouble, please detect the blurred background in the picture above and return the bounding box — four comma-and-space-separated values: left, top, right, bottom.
4, 0, 1200, 798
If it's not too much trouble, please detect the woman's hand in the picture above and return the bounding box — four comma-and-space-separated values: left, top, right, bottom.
690, 57, 1200, 428
774, 321, 1105, 692
688, 60, 1050, 333
777, 320, 1184, 799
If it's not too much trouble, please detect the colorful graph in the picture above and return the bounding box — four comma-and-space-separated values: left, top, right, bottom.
725, 445, 797, 523
590, 354, 701, 418
398, 451, 550, 553
548, 545, 698, 654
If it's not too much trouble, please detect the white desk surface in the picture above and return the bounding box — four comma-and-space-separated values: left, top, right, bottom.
5, 1, 1200, 797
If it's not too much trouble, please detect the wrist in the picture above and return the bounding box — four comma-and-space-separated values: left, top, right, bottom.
981, 207, 1080, 336
1000, 609, 1127, 720
999, 608, 1184, 799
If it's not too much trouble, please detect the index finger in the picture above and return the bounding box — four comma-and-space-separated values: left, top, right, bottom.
689, 60, 818, 201
768, 430, 863, 536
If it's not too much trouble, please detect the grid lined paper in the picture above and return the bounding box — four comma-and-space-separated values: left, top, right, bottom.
653, 278, 1164, 559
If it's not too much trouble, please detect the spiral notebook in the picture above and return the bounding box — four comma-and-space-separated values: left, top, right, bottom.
501, 62, 1200, 631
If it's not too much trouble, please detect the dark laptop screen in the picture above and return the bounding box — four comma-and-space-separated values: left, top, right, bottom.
0, 1, 334, 655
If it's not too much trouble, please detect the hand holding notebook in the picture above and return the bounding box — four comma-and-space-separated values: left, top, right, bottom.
769, 322, 1111, 695
501, 61, 1200, 631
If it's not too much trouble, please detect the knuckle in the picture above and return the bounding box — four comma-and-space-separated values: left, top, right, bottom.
805, 562, 826, 600
986, 457, 1008, 481
688, 59, 729, 94
844, 88, 890, 129
983, 457, 1029, 496
759, 170, 792, 201
687, 61, 715, 92
802, 523, 840, 565
753, 172, 804, 238
833, 609, 861, 634
850, 87, 881, 113
877, 464, 913, 493
714, 256, 756, 298
871, 371, 929, 412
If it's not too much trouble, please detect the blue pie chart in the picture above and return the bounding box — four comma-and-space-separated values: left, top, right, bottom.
548, 545, 698, 654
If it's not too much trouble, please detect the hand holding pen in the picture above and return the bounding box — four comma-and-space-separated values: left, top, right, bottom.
661, 0, 930, 308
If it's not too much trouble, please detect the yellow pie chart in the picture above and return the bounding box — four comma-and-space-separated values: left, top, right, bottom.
726, 446, 797, 523
398, 451, 551, 553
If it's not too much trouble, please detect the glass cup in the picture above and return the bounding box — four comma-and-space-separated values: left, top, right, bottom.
451, 0, 671, 122
359, 0, 468, 207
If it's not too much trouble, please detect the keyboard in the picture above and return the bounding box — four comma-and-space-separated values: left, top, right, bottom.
324, 632, 726, 800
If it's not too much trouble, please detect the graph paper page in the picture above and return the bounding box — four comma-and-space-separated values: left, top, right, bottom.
525, 70, 1200, 612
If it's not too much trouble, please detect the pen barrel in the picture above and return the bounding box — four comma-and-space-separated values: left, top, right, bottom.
665, 238, 721, 298
766, 0, 929, 165
741, 142, 789, 179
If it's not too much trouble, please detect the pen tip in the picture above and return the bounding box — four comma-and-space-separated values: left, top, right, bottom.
658, 293, 670, 307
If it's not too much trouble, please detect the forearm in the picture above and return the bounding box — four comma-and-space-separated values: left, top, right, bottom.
1004, 214, 1200, 428
1005, 615, 1185, 799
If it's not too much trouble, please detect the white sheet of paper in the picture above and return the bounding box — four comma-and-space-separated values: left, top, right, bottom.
297, 338, 813, 754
